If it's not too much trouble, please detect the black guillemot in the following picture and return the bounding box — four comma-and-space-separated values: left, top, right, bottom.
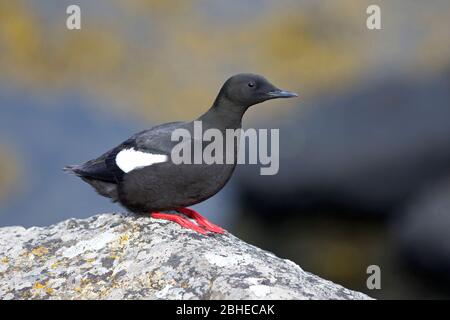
64, 73, 297, 234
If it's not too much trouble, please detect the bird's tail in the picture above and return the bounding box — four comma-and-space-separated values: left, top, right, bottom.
63, 165, 83, 176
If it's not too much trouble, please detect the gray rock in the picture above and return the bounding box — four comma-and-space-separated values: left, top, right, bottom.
0, 213, 371, 300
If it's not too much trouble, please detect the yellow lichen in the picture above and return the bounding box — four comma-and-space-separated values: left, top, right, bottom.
32, 282, 45, 290
31, 246, 48, 257
32, 280, 54, 295
119, 234, 129, 247
0, 256, 8, 264
44, 287, 54, 295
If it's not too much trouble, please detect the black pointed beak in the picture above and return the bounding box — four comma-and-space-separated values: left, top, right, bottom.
266, 89, 299, 98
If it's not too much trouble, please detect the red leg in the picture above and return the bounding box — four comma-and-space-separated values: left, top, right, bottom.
176, 207, 225, 234
150, 212, 207, 235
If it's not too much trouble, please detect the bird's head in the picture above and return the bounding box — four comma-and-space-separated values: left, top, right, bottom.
216, 73, 298, 108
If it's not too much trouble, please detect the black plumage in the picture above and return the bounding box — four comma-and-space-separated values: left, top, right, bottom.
64, 73, 297, 233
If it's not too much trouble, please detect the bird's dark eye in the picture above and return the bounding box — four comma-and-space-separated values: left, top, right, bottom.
248, 82, 255, 88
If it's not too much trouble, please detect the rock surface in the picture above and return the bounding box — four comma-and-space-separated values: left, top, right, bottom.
0, 213, 371, 300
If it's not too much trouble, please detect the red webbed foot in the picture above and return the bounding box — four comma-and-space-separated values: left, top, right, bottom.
176, 207, 225, 234
150, 212, 207, 235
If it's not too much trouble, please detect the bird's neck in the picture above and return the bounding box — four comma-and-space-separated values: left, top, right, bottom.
197, 95, 246, 131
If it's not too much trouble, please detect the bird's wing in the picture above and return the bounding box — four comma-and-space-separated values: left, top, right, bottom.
72, 122, 184, 183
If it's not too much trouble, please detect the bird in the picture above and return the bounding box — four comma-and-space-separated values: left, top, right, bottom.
64, 73, 298, 234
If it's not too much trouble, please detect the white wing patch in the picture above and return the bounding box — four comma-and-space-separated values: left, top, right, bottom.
115, 148, 168, 173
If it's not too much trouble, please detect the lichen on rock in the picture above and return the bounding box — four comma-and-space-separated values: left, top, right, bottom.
0, 213, 371, 300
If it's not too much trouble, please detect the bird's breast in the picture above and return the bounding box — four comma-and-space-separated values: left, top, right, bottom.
119, 161, 236, 211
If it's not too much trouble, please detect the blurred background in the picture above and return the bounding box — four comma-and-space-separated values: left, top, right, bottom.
1, 0, 450, 299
